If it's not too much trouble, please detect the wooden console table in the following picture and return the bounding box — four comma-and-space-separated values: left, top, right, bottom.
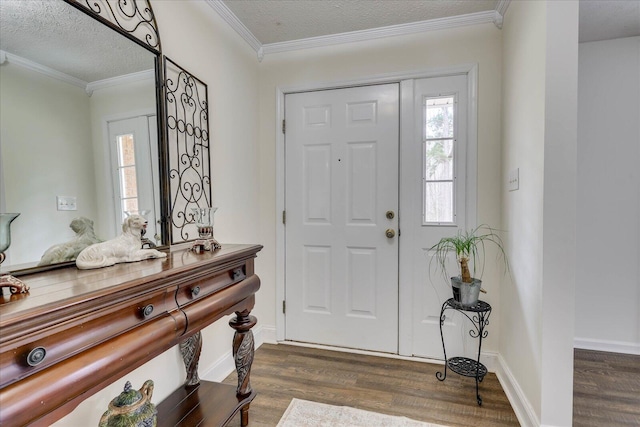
0, 244, 262, 426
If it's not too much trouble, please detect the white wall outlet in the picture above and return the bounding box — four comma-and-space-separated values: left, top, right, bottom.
508, 168, 519, 191
57, 196, 77, 211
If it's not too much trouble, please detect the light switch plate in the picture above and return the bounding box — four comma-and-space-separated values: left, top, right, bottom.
508, 168, 519, 191
57, 196, 77, 211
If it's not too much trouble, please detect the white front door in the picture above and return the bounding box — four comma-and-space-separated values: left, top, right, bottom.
399, 75, 474, 359
284, 84, 400, 353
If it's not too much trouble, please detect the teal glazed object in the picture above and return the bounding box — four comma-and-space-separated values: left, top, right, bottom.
99, 380, 157, 427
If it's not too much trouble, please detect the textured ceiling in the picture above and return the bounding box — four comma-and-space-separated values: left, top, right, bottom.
1, 0, 636, 83
579, 0, 640, 43
222, 0, 640, 46
0, 0, 154, 83
222, 0, 499, 45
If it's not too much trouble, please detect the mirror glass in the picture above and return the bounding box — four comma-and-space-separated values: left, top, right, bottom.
0, 0, 162, 271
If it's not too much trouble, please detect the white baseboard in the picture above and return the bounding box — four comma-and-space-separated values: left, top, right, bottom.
260, 324, 278, 344
201, 348, 236, 383
574, 338, 640, 355
495, 353, 540, 427
479, 351, 498, 373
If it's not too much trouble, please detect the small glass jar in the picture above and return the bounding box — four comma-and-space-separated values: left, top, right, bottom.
192, 207, 218, 239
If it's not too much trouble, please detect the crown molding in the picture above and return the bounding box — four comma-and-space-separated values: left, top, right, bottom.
0, 50, 154, 97
0, 50, 87, 89
207, 2, 509, 61
496, 0, 511, 18
262, 10, 496, 56
205, 0, 262, 53
494, 0, 511, 29
85, 69, 155, 96
493, 10, 504, 29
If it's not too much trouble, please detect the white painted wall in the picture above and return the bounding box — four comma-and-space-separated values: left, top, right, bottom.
258, 23, 504, 352
52, 1, 260, 424
576, 36, 640, 354
540, 4, 578, 425
500, 2, 546, 420
0, 64, 95, 267
500, 2, 579, 426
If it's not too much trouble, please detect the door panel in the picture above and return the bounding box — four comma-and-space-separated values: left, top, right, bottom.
285, 84, 399, 353
303, 144, 332, 222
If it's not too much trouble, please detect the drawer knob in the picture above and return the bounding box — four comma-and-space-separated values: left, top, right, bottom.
232, 268, 243, 280
191, 286, 201, 297
27, 347, 47, 367
142, 304, 154, 318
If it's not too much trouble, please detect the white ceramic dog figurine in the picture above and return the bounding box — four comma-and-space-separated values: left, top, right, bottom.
38, 217, 102, 266
76, 214, 166, 270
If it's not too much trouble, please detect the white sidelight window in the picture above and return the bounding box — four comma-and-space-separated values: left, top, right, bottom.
423, 95, 457, 225
115, 133, 140, 218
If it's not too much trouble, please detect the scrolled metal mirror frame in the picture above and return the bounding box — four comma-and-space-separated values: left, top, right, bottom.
19, 0, 213, 270
64, 0, 161, 53
163, 57, 211, 244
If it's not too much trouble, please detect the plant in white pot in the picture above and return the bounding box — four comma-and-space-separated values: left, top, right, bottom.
429, 225, 509, 306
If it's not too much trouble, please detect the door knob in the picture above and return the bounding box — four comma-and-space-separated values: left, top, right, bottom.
386, 210, 395, 219
385, 229, 395, 238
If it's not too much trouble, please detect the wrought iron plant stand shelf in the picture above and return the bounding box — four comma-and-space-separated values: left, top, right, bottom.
436, 298, 492, 405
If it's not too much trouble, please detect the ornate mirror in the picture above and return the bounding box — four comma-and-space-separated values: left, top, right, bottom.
0, 0, 167, 273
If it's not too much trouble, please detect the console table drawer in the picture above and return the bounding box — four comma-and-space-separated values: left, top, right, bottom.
0, 288, 171, 388
175, 265, 246, 308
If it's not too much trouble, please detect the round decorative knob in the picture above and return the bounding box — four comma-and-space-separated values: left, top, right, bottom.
26, 347, 47, 367
191, 286, 200, 297
385, 229, 395, 238
142, 304, 154, 318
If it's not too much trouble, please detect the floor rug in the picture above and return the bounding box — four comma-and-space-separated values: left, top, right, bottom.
276, 398, 448, 427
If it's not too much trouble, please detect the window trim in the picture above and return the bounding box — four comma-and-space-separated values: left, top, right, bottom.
422, 92, 459, 227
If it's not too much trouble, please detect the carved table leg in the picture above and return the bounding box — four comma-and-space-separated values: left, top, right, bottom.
240, 404, 250, 427
229, 310, 257, 427
179, 331, 202, 387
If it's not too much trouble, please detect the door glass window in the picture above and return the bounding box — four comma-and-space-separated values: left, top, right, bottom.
423, 96, 456, 225
116, 133, 139, 219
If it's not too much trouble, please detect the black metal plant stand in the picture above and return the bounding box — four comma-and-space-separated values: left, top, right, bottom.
436, 298, 492, 405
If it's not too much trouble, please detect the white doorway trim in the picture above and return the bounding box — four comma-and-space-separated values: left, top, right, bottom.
275, 64, 478, 347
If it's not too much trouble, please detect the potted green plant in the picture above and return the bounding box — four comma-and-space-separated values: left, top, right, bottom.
429, 225, 509, 306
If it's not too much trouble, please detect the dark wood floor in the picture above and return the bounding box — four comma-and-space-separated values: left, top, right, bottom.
222, 343, 519, 426
222, 345, 640, 426
573, 349, 640, 427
